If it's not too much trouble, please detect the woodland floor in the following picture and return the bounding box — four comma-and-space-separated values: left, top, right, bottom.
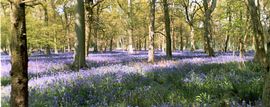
0, 50, 264, 106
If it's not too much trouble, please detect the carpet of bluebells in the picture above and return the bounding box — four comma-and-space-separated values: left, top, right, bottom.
0, 50, 265, 106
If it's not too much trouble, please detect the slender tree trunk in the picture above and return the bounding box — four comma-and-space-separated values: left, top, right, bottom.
163, 0, 172, 59
54, 30, 58, 54
10, 0, 28, 106
144, 36, 147, 51
190, 25, 196, 51
110, 37, 113, 52
148, 0, 156, 63
73, 0, 86, 68
224, 6, 231, 52
171, 16, 176, 51
224, 34, 230, 52
127, 0, 134, 54
180, 35, 183, 51
185, 35, 189, 50
63, 7, 71, 52
138, 39, 142, 51
162, 34, 165, 53
67, 38, 71, 52
86, 0, 93, 55
239, 38, 244, 58
42, 3, 51, 55
93, 27, 98, 52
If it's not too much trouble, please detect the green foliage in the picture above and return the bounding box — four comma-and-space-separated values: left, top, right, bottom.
0, 77, 10, 86
1, 62, 263, 106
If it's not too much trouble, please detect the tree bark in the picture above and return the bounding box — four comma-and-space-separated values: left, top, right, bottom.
10, 0, 28, 106
93, 5, 101, 53
163, 0, 172, 59
247, 0, 269, 106
127, 0, 134, 54
63, 5, 71, 53
239, 38, 244, 58
224, 7, 231, 52
190, 26, 196, 51
42, 2, 51, 55
144, 36, 147, 51
224, 34, 230, 52
108, 36, 112, 51
263, 42, 270, 107
73, 0, 86, 68
85, 0, 93, 55
148, 0, 156, 63
53, 30, 58, 54
247, 0, 267, 64
203, 0, 216, 57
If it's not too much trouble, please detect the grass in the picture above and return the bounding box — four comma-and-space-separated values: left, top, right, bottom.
1, 61, 265, 106
1, 77, 10, 86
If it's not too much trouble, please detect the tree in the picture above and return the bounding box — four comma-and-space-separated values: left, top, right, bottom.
223, 1, 232, 52
73, 0, 86, 68
162, 0, 172, 59
148, 0, 156, 63
10, 0, 28, 106
202, 0, 216, 57
180, 0, 200, 51
127, 0, 134, 54
246, 0, 270, 106
85, 0, 94, 55
249, 0, 270, 106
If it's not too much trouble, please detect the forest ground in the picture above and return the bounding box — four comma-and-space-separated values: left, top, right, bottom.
0, 50, 264, 106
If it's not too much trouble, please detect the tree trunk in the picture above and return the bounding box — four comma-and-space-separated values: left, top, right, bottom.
85, 0, 93, 55
224, 34, 230, 52
248, 0, 267, 64
127, 0, 134, 54
224, 6, 232, 52
247, 0, 269, 106
73, 0, 86, 68
54, 30, 58, 54
185, 35, 189, 50
180, 35, 183, 51
138, 38, 142, 51
10, 0, 28, 106
93, 27, 98, 53
162, 34, 165, 53
42, 3, 51, 55
203, 0, 216, 57
63, 5, 70, 53
127, 30, 133, 53
239, 38, 244, 58
148, 0, 155, 63
144, 36, 147, 51
163, 0, 172, 59
171, 16, 176, 51
190, 25, 196, 51
263, 42, 270, 107
110, 37, 113, 52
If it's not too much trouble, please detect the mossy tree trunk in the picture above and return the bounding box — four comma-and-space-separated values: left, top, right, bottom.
10, 0, 28, 106
247, 0, 270, 106
203, 0, 216, 57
